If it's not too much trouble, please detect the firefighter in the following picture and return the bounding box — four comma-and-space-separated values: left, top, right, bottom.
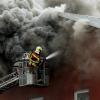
28, 46, 43, 69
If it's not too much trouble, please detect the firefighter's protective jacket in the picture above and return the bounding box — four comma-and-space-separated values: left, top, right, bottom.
28, 51, 41, 68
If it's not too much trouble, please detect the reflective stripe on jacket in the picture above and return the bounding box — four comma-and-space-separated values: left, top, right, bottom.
28, 51, 40, 67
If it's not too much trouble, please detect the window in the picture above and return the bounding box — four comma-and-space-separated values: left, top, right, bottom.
29, 97, 44, 100
74, 89, 89, 100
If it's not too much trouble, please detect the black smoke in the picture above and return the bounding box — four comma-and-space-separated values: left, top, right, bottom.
0, 0, 100, 78
0, 0, 70, 77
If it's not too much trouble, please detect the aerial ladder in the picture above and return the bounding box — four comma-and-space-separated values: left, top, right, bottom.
0, 71, 19, 91
0, 51, 60, 91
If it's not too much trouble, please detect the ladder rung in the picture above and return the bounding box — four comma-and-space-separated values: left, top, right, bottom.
0, 72, 19, 89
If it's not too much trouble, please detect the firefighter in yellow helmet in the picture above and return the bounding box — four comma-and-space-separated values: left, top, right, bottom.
28, 46, 43, 69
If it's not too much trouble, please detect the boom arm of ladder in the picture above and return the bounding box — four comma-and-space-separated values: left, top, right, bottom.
0, 72, 19, 89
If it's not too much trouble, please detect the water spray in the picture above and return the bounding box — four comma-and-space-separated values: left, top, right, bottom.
46, 51, 61, 60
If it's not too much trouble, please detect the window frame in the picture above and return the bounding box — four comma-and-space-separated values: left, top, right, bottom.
29, 97, 44, 100
74, 89, 89, 100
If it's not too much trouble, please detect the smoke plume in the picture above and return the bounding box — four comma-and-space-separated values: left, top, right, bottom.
45, 0, 100, 79
0, 0, 100, 79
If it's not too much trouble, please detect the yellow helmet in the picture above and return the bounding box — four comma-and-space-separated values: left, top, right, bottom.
35, 46, 42, 54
